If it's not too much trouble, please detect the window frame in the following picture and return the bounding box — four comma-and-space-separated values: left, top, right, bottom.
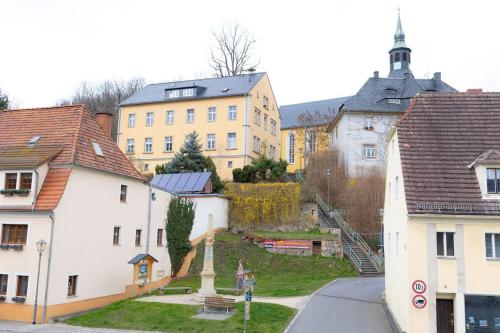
120, 185, 127, 203
146, 112, 154, 126
186, 109, 195, 123
144, 137, 153, 153
67, 275, 78, 297
227, 133, 237, 149
1, 224, 28, 244
128, 113, 136, 128
254, 108, 261, 126
135, 229, 142, 247
228, 105, 237, 120
207, 134, 216, 150
164, 136, 173, 152
227, 161, 233, 168
157, 229, 163, 247
126, 139, 135, 154
20, 173, 32, 191
0, 274, 7, 295
113, 226, 121, 245
5, 173, 17, 190
16, 275, 28, 297
288, 133, 295, 164
486, 168, 500, 194
485, 233, 500, 259
363, 144, 376, 159
208, 107, 216, 122
166, 111, 175, 125
270, 119, 276, 136
264, 114, 268, 130
437, 232, 455, 257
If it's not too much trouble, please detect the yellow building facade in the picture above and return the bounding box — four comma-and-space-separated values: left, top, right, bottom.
117, 73, 280, 180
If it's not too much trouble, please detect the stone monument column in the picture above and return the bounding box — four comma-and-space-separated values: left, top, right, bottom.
198, 214, 217, 297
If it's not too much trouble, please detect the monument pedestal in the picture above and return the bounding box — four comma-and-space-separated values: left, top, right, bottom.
197, 271, 216, 297
195, 214, 217, 301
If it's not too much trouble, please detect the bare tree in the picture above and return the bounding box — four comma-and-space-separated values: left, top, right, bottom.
209, 23, 259, 77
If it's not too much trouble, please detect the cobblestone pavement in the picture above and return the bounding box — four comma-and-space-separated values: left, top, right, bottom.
0, 322, 160, 333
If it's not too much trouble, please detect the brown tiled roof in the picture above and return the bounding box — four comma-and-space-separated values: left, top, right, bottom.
0, 146, 63, 170
0, 105, 145, 210
34, 168, 72, 210
397, 92, 500, 215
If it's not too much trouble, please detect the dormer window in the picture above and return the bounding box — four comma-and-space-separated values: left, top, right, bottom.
92, 142, 104, 157
486, 168, 500, 193
5, 173, 17, 190
167, 90, 180, 99
388, 99, 401, 104
182, 88, 194, 97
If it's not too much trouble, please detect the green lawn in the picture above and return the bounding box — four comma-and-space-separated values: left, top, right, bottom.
252, 230, 338, 240
168, 232, 356, 297
67, 300, 294, 333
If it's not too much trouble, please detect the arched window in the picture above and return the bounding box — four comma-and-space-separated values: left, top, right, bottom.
402, 52, 407, 61
308, 131, 317, 153
287, 133, 295, 164
395, 52, 401, 62
390, 54, 393, 63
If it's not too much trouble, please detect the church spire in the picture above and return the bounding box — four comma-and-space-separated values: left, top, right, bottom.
388, 9, 412, 78
393, 8, 407, 49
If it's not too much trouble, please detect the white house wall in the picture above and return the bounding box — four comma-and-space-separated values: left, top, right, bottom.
0, 163, 50, 207
187, 195, 229, 241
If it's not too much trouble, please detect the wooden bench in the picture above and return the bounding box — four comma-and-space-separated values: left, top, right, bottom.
215, 287, 242, 296
158, 286, 192, 295
203, 296, 236, 314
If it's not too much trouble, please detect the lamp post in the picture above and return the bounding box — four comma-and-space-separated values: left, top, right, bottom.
32, 239, 47, 324
378, 208, 384, 253
325, 169, 331, 213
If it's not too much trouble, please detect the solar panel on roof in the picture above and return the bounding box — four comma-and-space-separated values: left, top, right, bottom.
151, 172, 212, 194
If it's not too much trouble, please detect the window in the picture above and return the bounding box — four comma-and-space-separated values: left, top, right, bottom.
264, 114, 268, 130
207, 134, 216, 150
0, 274, 7, 295
113, 226, 120, 245
146, 112, 154, 126
395, 52, 401, 62
28, 136, 41, 146
126, 139, 135, 154
92, 142, 104, 157
166, 111, 174, 125
227, 133, 236, 149
263, 95, 269, 109
20, 173, 32, 190
487, 169, 500, 193
254, 108, 261, 126
269, 145, 276, 160
5, 173, 17, 190
388, 98, 401, 104
144, 138, 153, 153
208, 107, 216, 122
485, 233, 500, 258
16, 275, 28, 297
120, 185, 127, 203
2, 224, 28, 244
308, 131, 317, 153
128, 114, 136, 128
364, 117, 374, 130
437, 232, 455, 257
228, 105, 237, 120
270, 120, 276, 136
186, 109, 195, 123
167, 90, 180, 98
164, 136, 173, 152
288, 133, 295, 164
402, 52, 407, 61
465, 295, 500, 331
157, 229, 163, 246
67, 275, 78, 296
363, 144, 375, 158
135, 229, 142, 246
182, 88, 194, 97
144, 164, 149, 171
253, 136, 261, 153
395, 176, 399, 200
227, 161, 233, 168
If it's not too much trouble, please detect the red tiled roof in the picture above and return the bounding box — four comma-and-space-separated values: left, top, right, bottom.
35, 168, 72, 210
397, 92, 500, 215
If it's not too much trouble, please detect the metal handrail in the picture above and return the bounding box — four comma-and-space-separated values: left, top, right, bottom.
342, 239, 362, 272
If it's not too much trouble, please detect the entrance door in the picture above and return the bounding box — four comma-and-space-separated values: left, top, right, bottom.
312, 241, 322, 255
437, 299, 454, 333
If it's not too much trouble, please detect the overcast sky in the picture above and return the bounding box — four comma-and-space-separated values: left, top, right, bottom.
2, 0, 500, 108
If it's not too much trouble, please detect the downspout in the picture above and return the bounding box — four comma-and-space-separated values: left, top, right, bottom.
146, 183, 152, 254
116, 107, 122, 144
243, 94, 249, 165
42, 210, 55, 322
31, 169, 39, 211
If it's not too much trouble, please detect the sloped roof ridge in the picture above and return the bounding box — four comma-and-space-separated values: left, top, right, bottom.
146, 72, 267, 87
69, 105, 86, 164
3, 104, 85, 113
281, 96, 352, 108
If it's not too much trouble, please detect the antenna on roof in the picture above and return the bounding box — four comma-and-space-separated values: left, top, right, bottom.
245, 67, 256, 82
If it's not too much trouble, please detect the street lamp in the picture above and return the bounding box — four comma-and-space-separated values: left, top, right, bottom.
32, 239, 47, 324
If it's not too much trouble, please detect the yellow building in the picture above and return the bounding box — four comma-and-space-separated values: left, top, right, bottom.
279, 97, 349, 173
118, 73, 280, 180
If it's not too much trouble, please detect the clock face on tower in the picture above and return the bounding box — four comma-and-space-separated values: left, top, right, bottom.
393, 62, 402, 70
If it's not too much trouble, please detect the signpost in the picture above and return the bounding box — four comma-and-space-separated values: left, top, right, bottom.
240, 264, 255, 333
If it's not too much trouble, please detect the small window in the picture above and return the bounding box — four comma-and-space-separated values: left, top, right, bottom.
5, 173, 17, 190
67, 275, 78, 296
128, 114, 136, 128
308, 131, 317, 153
135, 229, 142, 246
269, 145, 276, 160
166, 111, 175, 125
92, 142, 104, 157
288, 133, 295, 164
0, 274, 7, 295
227, 133, 237, 149
164, 136, 173, 152
2, 224, 28, 244
183, 88, 194, 97
403, 52, 408, 62
253, 136, 261, 153
28, 136, 41, 145
264, 114, 268, 130
146, 112, 154, 126
144, 163, 149, 171
186, 109, 195, 123
388, 98, 401, 104
263, 95, 269, 109
485, 233, 500, 258
113, 226, 120, 245
254, 108, 261, 126
20, 173, 32, 191
207, 134, 216, 150
270, 119, 277, 136
157, 229, 163, 247
126, 139, 135, 154
144, 138, 153, 153
395, 52, 401, 62
120, 185, 127, 203
364, 117, 373, 130
363, 144, 375, 158
437, 232, 455, 257
228, 106, 237, 120
486, 168, 500, 194
16, 275, 28, 297
227, 161, 233, 168
167, 90, 180, 98
208, 107, 216, 122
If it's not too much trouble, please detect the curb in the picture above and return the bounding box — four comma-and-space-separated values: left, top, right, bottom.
380, 292, 405, 333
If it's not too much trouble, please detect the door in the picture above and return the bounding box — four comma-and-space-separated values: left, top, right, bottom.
312, 241, 322, 255
437, 299, 454, 333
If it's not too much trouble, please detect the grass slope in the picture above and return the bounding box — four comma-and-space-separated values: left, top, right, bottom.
67, 300, 294, 333
169, 232, 356, 297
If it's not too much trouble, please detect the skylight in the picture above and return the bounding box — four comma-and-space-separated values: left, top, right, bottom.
28, 136, 41, 146
92, 141, 104, 157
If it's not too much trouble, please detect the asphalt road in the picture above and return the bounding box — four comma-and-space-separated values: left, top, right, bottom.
287, 277, 393, 333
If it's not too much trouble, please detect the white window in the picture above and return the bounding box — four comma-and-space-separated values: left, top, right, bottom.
363, 144, 375, 158
126, 139, 135, 154
437, 232, 455, 257
395, 176, 399, 200
388, 98, 401, 104
228, 105, 237, 120
269, 145, 276, 159
182, 88, 194, 97
167, 90, 179, 98
227, 133, 236, 149
395, 232, 399, 256
270, 120, 276, 136
186, 109, 195, 123
146, 112, 154, 126
92, 142, 104, 157
164, 136, 173, 152
207, 134, 216, 150
364, 116, 373, 130
485, 233, 500, 259
227, 161, 233, 168
144, 138, 153, 153
128, 114, 136, 128
287, 133, 295, 164
208, 107, 216, 122
253, 136, 261, 153
254, 108, 261, 126
166, 111, 174, 125
264, 114, 268, 130
308, 131, 317, 153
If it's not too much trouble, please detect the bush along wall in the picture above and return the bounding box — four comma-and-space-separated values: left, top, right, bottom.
225, 182, 301, 232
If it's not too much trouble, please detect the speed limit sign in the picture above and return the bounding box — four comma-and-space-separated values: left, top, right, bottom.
412, 280, 427, 294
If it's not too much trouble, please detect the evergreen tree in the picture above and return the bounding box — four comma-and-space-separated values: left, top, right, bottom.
0, 89, 10, 110
204, 156, 225, 193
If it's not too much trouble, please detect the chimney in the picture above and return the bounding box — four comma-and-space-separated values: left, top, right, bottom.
96, 112, 113, 137
466, 89, 483, 94
373, 71, 379, 79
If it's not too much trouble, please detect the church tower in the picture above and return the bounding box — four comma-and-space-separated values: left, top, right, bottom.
389, 10, 412, 78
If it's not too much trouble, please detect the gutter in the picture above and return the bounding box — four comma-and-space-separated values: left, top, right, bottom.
31, 169, 40, 211
42, 210, 56, 322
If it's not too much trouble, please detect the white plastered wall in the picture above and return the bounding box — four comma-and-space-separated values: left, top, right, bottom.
186, 195, 228, 240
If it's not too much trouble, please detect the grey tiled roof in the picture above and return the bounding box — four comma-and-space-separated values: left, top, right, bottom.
279, 96, 352, 129
342, 75, 458, 113
121, 73, 266, 106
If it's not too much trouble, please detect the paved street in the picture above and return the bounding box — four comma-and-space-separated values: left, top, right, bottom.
0, 322, 156, 333
287, 277, 392, 333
